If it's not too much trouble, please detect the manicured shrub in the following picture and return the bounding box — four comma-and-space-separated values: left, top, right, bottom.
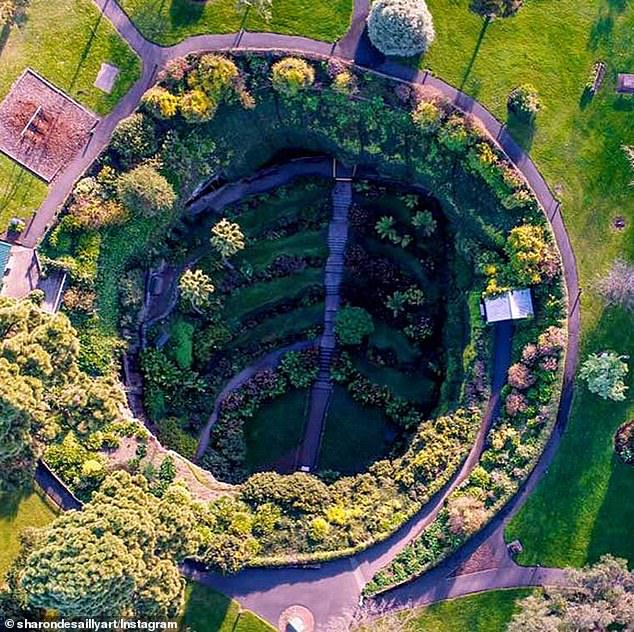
117, 164, 176, 217
210, 218, 245, 259
470, 0, 523, 18
505, 390, 528, 416
68, 198, 128, 230
508, 84, 541, 120
411, 100, 442, 132
437, 115, 470, 153
506, 224, 559, 286
271, 57, 315, 96
279, 348, 319, 388
142, 86, 179, 120
579, 351, 629, 402
447, 494, 488, 535
332, 71, 357, 95
367, 0, 436, 57
614, 420, 634, 465
188, 54, 239, 98
507, 362, 536, 390
111, 113, 158, 167
335, 306, 375, 345
179, 89, 218, 123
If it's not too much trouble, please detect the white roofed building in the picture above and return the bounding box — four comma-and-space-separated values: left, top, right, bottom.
482, 289, 534, 323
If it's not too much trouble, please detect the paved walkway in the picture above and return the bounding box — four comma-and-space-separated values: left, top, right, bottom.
11, 0, 582, 628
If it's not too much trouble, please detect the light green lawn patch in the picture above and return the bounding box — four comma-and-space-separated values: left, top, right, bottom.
245, 388, 308, 470
420, 0, 634, 567
368, 321, 421, 365
319, 385, 396, 474
234, 230, 328, 271
0, 153, 47, 228
0, 489, 57, 580
117, 0, 352, 46
399, 588, 534, 632
352, 356, 437, 405
223, 266, 323, 322
228, 302, 323, 348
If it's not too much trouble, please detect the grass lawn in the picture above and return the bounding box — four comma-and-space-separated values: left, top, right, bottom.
244, 388, 308, 470
319, 385, 396, 474
419, 0, 634, 568
387, 588, 533, 632
180, 583, 274, 632
0, 0, 140, 229
117, 0, 352, 46
234, 179, 331, 237
234, 230, 328, 272
352, 356, 437, 405
0, 489, 57, 580
368, 321, 422, 365
229, 302, 323, 348
0, 153, 47, 228
223, 266, 323, 322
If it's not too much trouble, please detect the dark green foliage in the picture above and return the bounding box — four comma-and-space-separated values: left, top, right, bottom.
335, 306, 374, 345
117, 164, 176, 217
110, 113, 158, 168
167, 318, 195, 369
469, 0, 522, 18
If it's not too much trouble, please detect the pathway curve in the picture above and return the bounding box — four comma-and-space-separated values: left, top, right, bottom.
195, 340, 315, 461
298, 163, 353, 471
12, 0, 582, 629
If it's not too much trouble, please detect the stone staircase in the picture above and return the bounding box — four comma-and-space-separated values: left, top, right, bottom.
297, 164, 353, 471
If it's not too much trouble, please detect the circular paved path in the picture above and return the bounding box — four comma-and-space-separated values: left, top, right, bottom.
16, 1, 581, 629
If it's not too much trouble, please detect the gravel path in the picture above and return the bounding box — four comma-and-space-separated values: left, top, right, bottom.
17, 0, 581, 628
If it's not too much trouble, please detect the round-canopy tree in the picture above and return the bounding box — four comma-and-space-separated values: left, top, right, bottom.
367, 0, 436, 57
117, 164, 176, 217
580, 351, 629, 402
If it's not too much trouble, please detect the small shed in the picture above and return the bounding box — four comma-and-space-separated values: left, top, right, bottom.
0, 241, 11, 288
482, 289, 534, 324
617, 74, 634, 94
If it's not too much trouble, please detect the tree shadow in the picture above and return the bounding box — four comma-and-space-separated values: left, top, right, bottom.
588, 11, 614, 51
0, 23, 10, 58
607, 0, 629, 14
67, 4, 107, 92
459, 18, 490, 92
505, 111, 535, 152
0, 486, 33, 520
586, 453, 634, 564
169, 0, 205, 28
